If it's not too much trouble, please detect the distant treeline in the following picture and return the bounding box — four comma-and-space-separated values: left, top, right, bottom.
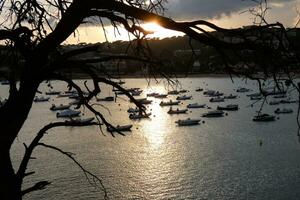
2, 28, 300, 77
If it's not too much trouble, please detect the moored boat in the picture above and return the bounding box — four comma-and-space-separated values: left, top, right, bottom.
209, 96, 224, 102
250, 96, 262, 100
217, 104, 239, 111
274, 108, 293, 114
202, 110, 224, 117
96, 96, 114, 101
46, 91, 61, 95
176, 95, 192, 100
168, 90, 179, 95
131, 90, 143, 96
139, 99, 152, 105
154, 94, 168, 98
187, 103, 206, 108
252, 113, 275, 121
167, 107, 188, 114
127, 107, 140, 113
65, 117, 95, 123
147, 92, 159, 97
236, 87, 250, 93
179, 89, 188, 93
56, 109, 81, 118
107, 124, 132, 132
50, 104, 71, 111
129, 112, 151, 119
175, 118, 201, 126
159, 100, 180, 106
34, 96, 50, 102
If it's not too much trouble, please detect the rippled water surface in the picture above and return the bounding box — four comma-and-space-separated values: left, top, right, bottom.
2, 77, 300, 200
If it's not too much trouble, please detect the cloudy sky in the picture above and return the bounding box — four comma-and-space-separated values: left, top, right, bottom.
67, 0, 300, 43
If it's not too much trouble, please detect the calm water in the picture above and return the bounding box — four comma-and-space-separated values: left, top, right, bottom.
2, 77, 300, 200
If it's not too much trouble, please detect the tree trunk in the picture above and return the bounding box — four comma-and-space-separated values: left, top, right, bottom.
0, 149, 22, 200
0, 79, 40, 199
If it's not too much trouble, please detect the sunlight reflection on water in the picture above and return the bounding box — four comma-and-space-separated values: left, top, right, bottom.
4, 77, 300, 200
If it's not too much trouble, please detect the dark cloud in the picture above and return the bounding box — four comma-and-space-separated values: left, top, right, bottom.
165, 0, 296, 21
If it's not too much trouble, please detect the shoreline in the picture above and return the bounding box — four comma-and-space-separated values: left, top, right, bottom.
66, 73, 238, 80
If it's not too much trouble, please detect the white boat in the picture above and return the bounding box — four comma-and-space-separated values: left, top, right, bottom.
274, 108, 293, 114
129, 113, 151, 119
209, 96, 224, 102
187, 103, 206, 108
107, 124, 132, 132
202, 110, 224, 117
127, 107, 140, 113
50, 104, 70, 111
253, 113, 276, 121
175, 118, 201, 126
65, 117, 95, 123
56, 109, 81, 118
34, 96, 50, 102
159, 100, 180, 106
236, 88, 250, 93
167, 107, 188, 114
176, 95, 192, 100
217, 104, 239, 111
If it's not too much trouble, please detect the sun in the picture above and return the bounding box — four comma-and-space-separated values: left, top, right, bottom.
141, 22, 184, 39
142, 22, 164, 32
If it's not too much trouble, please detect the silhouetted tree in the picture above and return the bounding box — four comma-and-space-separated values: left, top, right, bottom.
0, 0, 299, 199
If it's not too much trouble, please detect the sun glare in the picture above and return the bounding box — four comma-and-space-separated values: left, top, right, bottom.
142, 22, 183, 39
66, 22, 184, 44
